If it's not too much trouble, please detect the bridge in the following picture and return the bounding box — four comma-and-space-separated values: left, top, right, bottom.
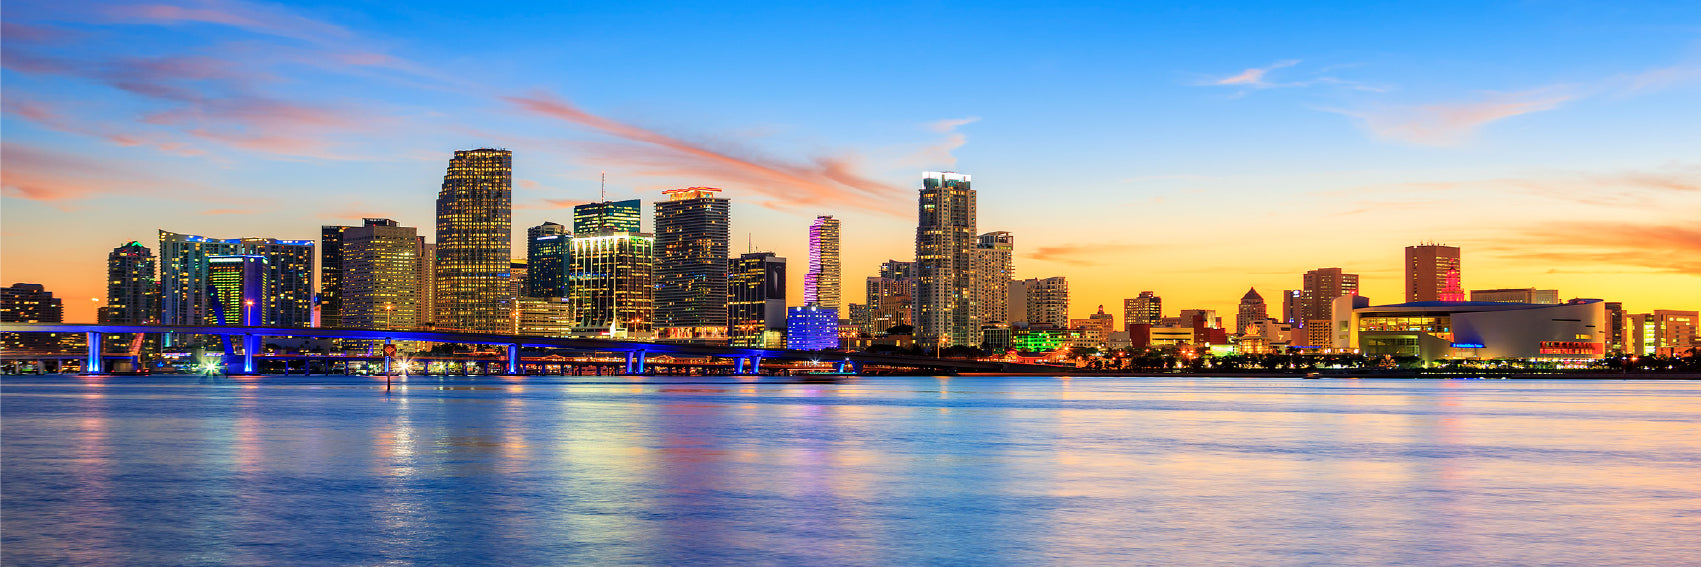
0, 323, 1066, 375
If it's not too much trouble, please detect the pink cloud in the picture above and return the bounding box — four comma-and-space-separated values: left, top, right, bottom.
1021, 244, 1148, 267
1212, 59, 1300, 87
1485, 223, 1700, 275
102, 0, 351, 44
1331, 90, 1572, 146
198, 208, 253, 215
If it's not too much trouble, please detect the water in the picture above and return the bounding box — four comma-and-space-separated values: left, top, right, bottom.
3, 375, 1696, 566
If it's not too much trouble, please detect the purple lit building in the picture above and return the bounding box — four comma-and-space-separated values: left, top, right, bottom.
787, 303, 839, 351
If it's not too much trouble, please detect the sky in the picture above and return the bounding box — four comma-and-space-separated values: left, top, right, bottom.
2, 0, 1697, 324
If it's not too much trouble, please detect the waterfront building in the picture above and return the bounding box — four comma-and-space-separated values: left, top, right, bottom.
728, 252, 787, 347
99, 241, 160, 325
1280, 289, 1302, 326
1354, 299, 1609, 360
1, 283, 66, 352
207, 255, 268, 325
787, 303, 839, 351
1123, 291, 1161, 327
573, 199, 642, 235
1236, 288, 1266, 333
914, 171, 979, 346
865, 260, 915, 334
804, 216, 842, 312
1300, 268, 1359, 327
1628, 310, 1699, 356
1601, 301, 1625, 353
416, 240, 435, 329
434, 148, 512, 333
159, 231, 312, 328
319, 225, 349, 328
1470, 288, 1560, 305
509, 259, 528, 304
526, 222, 569, 298
517, 296, 576, 338
655, 187, 730, 342
566, 227, 654, 338
343, 219, 423, 331
1405, 243, 1463, 302
971, 231, 1014, 325
1013, 277, 1069, 329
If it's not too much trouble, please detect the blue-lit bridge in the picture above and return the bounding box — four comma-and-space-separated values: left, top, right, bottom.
0, 323, 1064, 375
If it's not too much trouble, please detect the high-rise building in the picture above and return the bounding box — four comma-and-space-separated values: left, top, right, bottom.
1280, 289, 1303, 326
804, 215, 842, 312
654, 187, 730, 342
1470, 288, 1560, 304
1124, 291, 1162, 328
434, 148, 512, 333
1300, 268, 1359, 327
509, 259, 528, 305
566, 227, 655, 337
914, 171, 978, 346
971, 231, 1014, 325
787, 303, 839, 351
1602, 301, 1626, 353
416, 239, 435, 329
1, 283, 65, 352
1013, 276, 1069, 329
1237, 288, 1267, 333
573, 199, 642, 235
99, 241, 160, 325
319, 225, 350, 328
207, 255, 268, 325
526, 222, 569, 298
339, 219, 423, 331
159, 231, 312, 328
1406, 243, 1463, 302
728, 252, 787, 347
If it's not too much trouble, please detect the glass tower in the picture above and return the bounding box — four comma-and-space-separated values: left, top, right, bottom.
654, 187, 730, 341
434, 148, 512, 333
804, 216, 841, 311
728, 252, 787, 347
526, 222, 569, 298
573, 199, 642, 235
567, 228, 655, 337
159, 231, 312, 327
99, 241, 160, 325
914, 171, 978, 347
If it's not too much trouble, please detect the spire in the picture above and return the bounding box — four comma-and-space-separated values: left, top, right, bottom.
1242, 287, 1263, 301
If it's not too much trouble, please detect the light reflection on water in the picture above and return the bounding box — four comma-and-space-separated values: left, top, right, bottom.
2, 375, 1696, 565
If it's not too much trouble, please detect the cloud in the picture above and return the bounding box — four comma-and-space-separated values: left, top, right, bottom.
1484, 222, 1700, 275
517, 198, 590, 210
505, 91, 908, 214
1021, 244, 1147, 267
100, 0, 352, 44
0, 142, 200, 202
1327, 89, 1572, 146
927, 116, 980, 133
1212, 59, 1300, 87
3, 97, 208, 156
198, 208, 253, 215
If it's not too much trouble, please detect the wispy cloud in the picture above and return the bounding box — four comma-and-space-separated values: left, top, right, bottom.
505, 91, 910, 214
1212, 59, 1300, 87
0, 142, 202, 202
1483, 222, 1700, 275
927, 116, 980, 133
1021, 243, 1147, 266
516, 198, 590, 210
99, 0, 352, 44
198, 208, 253, 215
1326, 89, 1572, 146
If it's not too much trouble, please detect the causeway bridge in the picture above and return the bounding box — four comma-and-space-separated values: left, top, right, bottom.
0, 323, 1065, 375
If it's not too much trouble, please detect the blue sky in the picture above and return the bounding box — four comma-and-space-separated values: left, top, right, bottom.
3, 0, 1697, 322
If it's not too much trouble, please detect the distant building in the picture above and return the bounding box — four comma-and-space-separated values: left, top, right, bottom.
1300, 268, 1359, 328
1236, 288, 1266, 333
1015, 276, 1069, 329
787, 304, 839, 351
1280, 289, 1303, 326
509, 259, 528, 306
1355, 300, 1609, 360
573, 199, 642, 235
526, 222, 569, 298
517, 296, 576, 338
100, 241, 160, 325
655, 187, 730, 342
1628, 310, 1698, 357
1124, 291, 1161, 327
207, 255, 268, 326
1601, 301, 1626, 353
728, 252, 787, 347
1, 283, 65, 352
566, 227, 655, 338
435, 148, 512, 333
1470, 288, 1559, 305
160, 231, 312, 328
804, 216, 841, 312
1405, 243, 1463, 302
914, 171, 979, 346
326, 219, 424, 331
971, 231, 1015, 325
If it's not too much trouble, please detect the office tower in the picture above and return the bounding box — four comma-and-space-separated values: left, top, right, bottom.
207, 255, 268, 325
526, 222, 569, 298
319, 226, 349, 328
914, 171, 978, 346
516, 296, 576, 338
805, 216, 842, 311
1470, 288, 1560, 304
99, 241, 160, 325
1628, 310, 1699, 356
787, 303, 839, 350
509, 260, 528, 304
1123, 291, 1162, 327
1236, 288, 1266, 333
654, 187, 730, 341
335, 219, 422, 331
159, 231, 312, 327
1013, 276, 1069, 329
416, 239, 435, 328
971, 231, 1015, 325
1406, 243, 1462, 302
573, 199, 642, 235
567, 227, 655, 336
1280, 289, 1303, 326
1, 283, 64, 352
434, 148, 512, 333
1300, 268, 1359, 327
728, 252, 787, 347
1602, 301, 1625, 353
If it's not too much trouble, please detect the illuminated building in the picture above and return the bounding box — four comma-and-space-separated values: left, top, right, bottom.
1011, 276, 1069, 329
804, 216, 842, 312
207, 255, 268, 325
728, 252, 787, 347
1470, 288, 1559, 305
1236, 288, 1266, 333
526, 222, 569, 298
1602, 301, 1625, 353
160, 231, 312, 328
2, 283, 65, 352
573, 199, 641, 235
1354, 299, 1608, 360
327, 219, 423, 331
1280, 289, 1302, 326
1628, 310, 1698, 356
787, 303, 839, 351
654, 187, 730, 342
509, 259, 528, 303
914, 171, 979, 346
566, 228, 654, 338
1299, 267, 1359, 328
319, 225, 349, 328
1068, 305, 1115, 349
416, 240, 435, 329
99, 242, 160, 325
1179, 309, 1219, 329
971, 231, 1014, 325
1123, 291, 1161, 327
1405, 243, 1463, 302
1011, 328, 1067, 352
517, 296, 576, 338
434, 148, 512, 333
864, 260, 915, 334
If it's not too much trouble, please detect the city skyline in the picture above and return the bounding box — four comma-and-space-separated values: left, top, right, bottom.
2, 1, 1697, 323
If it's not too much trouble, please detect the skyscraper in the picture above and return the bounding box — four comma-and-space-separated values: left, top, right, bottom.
914, 171, 978, 346
1016, 276, 1069, 329
728, 252, 787, 347
971, 231, 1015, 325
1, 283, 65, 352
336, 219, 423, 331
434, 148, 512, 333
1123, 291, 1161, 327
526, 222, 569, 298
159, 231, 312, 327
567, 227, 655, 337
573, 199, 642, 235
866, 260, 915, 335
1236, 288, 1266, 333
1300, 268, 1359, 327
99, 241, 159, 325
207, 255, 268, 325
804, 215, 842, 312
654, 187, 730, 341
319, 225, 350, 328
1405, 243, 1462, 302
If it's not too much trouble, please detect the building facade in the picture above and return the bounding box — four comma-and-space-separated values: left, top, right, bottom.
1405, 243, 1463, 302
434, 148, 512, 333
654, 187, 730, 342
786, 303, 839, 351
1356, 300, 1609, 361
1629, 310, 1699, 356
526, 222, 569, 298
1300, 267, 1359, 327
1, 283, 66, 352
1236, 288, 1266, 333
99, 241, 160, 325
159, 231, 312, 328
566, 228, 655, 338
1470, 288, 1560, 305
971, 231, 1014, 325
1124, 291, 1162, 327
914, 171, 979, 346
340, 219, 423, 331
728, 252, 787, 348
207, 255, 268, 326
1018, 276, 1070, 329
573, 199, 642, 235
804, 216, 842, 312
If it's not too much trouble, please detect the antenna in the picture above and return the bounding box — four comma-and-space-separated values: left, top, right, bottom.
599, 171, 606, 203
748, 233, 753, 254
